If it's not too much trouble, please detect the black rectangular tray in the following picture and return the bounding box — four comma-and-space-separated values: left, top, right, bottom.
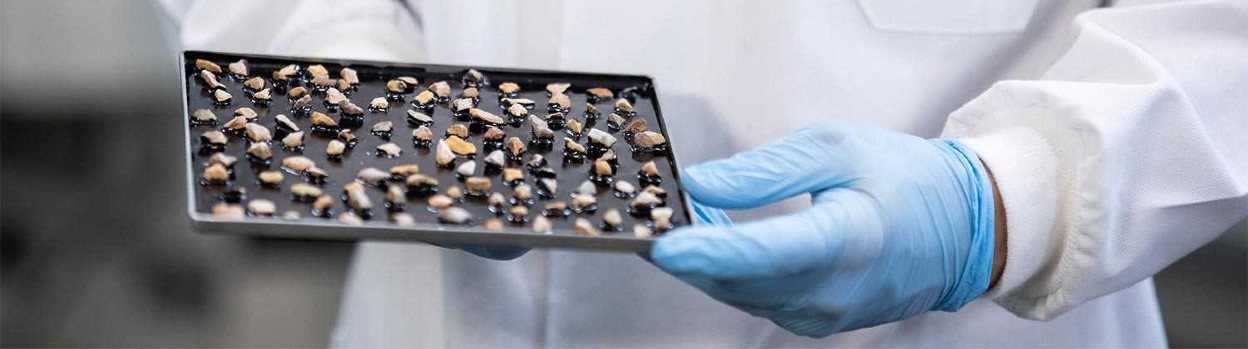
181, 50, 690, 252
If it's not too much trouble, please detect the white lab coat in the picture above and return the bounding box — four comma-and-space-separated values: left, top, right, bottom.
163, 0, 1248, 347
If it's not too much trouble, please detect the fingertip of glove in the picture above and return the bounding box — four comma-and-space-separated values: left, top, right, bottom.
651, 226, 728, 275
681, 165, 751, 209
680, 165, 714, 194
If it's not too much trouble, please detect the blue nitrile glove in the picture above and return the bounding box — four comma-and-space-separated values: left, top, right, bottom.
651, 121, 997, 337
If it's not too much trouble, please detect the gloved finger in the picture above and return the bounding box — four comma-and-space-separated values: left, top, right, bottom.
459, 246, 531, 260
671, 271, 825, 310
690, 198, 732, 226
651, 199, 851, 281
666, 275, 846, 338
651, 216, 828, 281
682, 126, 859, 209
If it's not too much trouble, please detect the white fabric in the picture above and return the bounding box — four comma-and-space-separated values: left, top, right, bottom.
162, 0, 1248, 347
946, 1, 1248, 320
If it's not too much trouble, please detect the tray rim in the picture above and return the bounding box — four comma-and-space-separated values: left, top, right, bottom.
180, 50, 693, 253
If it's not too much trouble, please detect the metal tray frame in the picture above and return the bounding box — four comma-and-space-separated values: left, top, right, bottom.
181, 50, 692, 252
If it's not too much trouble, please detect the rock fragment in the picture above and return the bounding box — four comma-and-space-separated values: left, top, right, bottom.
214, 89, 233, 105
203, 163, 229, 183
275, 114, 299, 132
258, 170, 284, 186
208, 153, 238, 168
546, 82, 570, 95
428, 81, 451, 98
376, 143, 402, 157
391, 212, 415, 226
212, 203, 245, 219
566, 119, 584, 137
413, 90, 436, 106
412, 126, 434, 144
407, 110, 434, 125
483, 218, 504, 231
614, 98, 635, 114
245, 123, 271, 142
307, 64, 329, 78
282, 156, 315, 172
563, 137, 587, 157
191, 109, 217, 125
341, 67, 360, 85
483, 126, 507, 142
243, 76, 265, 90
445, 123, 469, 138
469, 108, 506, 126
623, 118, 648, 134
464, 176, 492, 194
634, 131, 668, 149
607, 113, 627, 130
588, 128, 617, 148
370, 97, 390, 111
428, 194, 454, 209
291, 183, 323, 200
460, 87, 479, 99
228, 59, 248, 76
405, 174, 440, 194
633, 224, 652, 238
195, 59, 222, 74
586, 87, 613, 100
311, 111, 338, 130
575, 218, 599, 236
387, 79, 409, 94
613, 180, 636, 197
272, 64, 299, 81
357, 167, 390, 187
503, 168, 524, 185
505, 137, 526, 157
390, 164, 421, 178
532, 216, 552, 233
548, 93, 571, 112
439, 207, 472, 224
435, 140, 456, 166
385, 186, 406, 209
372, 121, 394, 136
445, 135, 477, 156
498, 82, 520, 95
456, 161, 477, 178
288, 86, 308, 99
602, 209, 623, 229
248, 199, 277, 216
247, 142, 272, 160
202, 130, 228, 147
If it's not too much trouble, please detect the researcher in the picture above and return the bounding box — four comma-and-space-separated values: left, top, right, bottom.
161, 0, 1248, 347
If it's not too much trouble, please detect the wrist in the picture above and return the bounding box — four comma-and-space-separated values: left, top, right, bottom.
984, 163, 1008, 289
928, 140, 999, 312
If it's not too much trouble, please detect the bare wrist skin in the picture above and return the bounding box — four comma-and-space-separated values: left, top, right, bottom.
984, 163, 1008, 289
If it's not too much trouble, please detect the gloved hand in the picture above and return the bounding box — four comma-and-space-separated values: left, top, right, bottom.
651, 121, 998, 337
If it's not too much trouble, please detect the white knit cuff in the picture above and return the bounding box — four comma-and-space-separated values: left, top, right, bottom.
957, 127, 1063, 318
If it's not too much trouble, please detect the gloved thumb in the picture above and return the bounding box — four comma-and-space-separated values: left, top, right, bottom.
690, 199, 733, 226
681, 126, 858, 209
651, 205, 846, 280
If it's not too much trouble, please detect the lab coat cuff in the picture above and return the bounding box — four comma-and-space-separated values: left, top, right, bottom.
956, 128, 1060, 309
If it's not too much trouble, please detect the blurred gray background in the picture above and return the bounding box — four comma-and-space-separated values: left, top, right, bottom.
1, 1, 1245, 347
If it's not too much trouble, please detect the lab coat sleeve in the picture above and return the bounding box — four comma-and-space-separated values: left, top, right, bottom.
941, 0, 1248, 320
160, 0, 426, 62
